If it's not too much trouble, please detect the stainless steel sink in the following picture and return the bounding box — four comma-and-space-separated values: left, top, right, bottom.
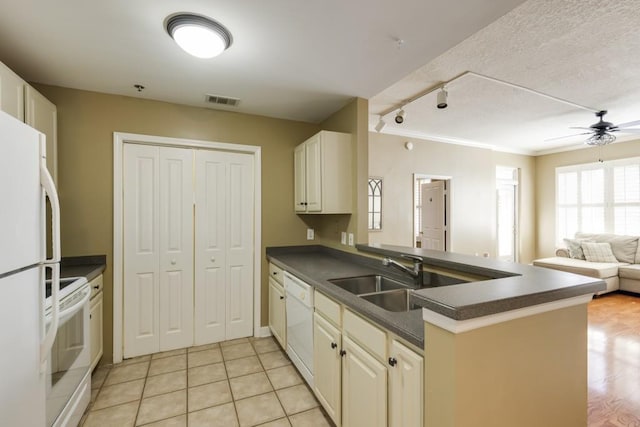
359, 289, 421, 312
328, 275, 409, 295
422, 271, 468, 288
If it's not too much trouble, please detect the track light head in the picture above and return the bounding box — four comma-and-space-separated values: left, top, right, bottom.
394, 109, 406, 124
437, 88, 448, 109
375, 117, 386, 132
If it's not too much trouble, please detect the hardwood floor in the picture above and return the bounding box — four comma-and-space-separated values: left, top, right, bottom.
588, 292, 640, 426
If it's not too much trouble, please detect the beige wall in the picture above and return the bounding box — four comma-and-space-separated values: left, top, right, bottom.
36, 84, 325, 363
425, 304, 588, 427
368, 133, 536, 262
535, 138, 640, 257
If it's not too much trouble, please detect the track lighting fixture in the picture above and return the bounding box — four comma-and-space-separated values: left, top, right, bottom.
437, 88, 448, 109
394, 109, 406, 124
375, 117, 386, 132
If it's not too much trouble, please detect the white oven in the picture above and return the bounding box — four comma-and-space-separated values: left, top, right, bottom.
45, 278, 91, 427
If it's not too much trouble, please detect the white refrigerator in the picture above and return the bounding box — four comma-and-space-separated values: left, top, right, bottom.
0, 110, 61, 426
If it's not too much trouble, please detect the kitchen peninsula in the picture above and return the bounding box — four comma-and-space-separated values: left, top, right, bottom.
267, 244, 604, 427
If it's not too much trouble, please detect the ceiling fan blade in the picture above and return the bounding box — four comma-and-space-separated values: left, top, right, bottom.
615, 119, 640, 128
544, 132, 591, 142
615, 128, 640, 134
569, 127, 594, 130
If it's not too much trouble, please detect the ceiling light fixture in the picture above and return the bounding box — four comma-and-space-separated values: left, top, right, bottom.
375, 117, 387, 132
586, 132, 616, 146
395, 109, 406, 124
166, 13, 232, 59
436, 88, 448, 109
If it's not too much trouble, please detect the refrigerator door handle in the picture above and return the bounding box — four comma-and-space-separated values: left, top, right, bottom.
40, 264, 59, 372
40, 156, 60, 264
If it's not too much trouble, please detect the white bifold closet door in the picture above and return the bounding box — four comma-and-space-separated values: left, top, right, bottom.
123, 144, 194, 358
194, 150, 254, 344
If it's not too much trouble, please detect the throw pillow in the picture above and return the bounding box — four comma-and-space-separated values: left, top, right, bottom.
564, 238, 592, 260
575, 232, 639, 263
581, 242, 618, 263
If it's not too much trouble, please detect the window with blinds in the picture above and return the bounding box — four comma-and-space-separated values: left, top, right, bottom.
556, 157, 640, 244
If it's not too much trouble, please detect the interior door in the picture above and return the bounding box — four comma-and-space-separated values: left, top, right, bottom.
158, 147, 194, 350
421, 181, 446, 250
194, 150, 254, 344
497, 182, 517, 261
123, 144, 160, 357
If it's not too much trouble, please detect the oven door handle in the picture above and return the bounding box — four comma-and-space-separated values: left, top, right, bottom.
40, 264, 59, 372
58, 286, 91, 324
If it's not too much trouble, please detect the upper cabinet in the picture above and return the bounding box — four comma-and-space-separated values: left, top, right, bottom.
0, 61, 57, 184
0, 61, 26, 121
294, 130, 352, 214
25, 86, 58, 184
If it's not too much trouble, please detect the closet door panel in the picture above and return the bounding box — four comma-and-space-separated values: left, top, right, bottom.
225, 153, 254, 340
158, 147, 194, 351
194, 151, 227, 344
123, 144, 160, 358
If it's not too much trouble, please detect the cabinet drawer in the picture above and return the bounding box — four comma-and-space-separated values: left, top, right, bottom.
343, 309, 386, 361
269, 263, 284, 285
314, 290, 341, 327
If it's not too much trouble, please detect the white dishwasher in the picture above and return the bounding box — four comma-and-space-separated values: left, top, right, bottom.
284, 272, 314, 387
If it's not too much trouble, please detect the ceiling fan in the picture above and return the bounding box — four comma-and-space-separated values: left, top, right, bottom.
548, 110, 640, 146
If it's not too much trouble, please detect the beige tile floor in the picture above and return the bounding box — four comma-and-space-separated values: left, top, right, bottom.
82, 337, 333, 427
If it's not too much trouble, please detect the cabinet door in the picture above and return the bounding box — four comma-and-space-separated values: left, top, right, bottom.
268, 278, 286, 348
293, 143, 306, 212
388, 339, 423, 427
158, 147, 194, 351
90, 292, 104, 370
305, 134, 322, 212
313, 313, 342, 426
25, 85, 57, 184
342, 336, 387, 427
0, 61, 25, 121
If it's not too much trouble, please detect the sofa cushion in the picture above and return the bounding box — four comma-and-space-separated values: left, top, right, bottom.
563, 238, 592, 259
582, 242, 618, 263
619, 265, 640, 280
532, 257, 622, 279
575, 232, 639, 263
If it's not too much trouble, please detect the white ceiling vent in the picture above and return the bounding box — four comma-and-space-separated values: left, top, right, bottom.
205, 94, 240, 107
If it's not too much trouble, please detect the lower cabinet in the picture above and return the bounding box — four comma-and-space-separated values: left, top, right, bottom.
342, 336, 388, 427
311, 291, 424, 427
313, 312, 342, 426
89, 276, 104, 370
268, 277, 286, 348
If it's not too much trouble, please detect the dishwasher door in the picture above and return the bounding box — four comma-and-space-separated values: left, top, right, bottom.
284, 272, 314, 387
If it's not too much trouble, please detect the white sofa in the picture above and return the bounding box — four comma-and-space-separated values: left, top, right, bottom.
533, 232, 640, 295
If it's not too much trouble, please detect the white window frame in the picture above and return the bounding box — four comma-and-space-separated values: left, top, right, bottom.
555, 156, 640, 245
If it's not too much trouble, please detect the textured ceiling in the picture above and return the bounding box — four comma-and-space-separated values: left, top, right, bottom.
0, 0, 525, 123
369, 0, 640, 155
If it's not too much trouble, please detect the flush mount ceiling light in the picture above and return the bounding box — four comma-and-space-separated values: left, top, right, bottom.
166, 13, 232, 59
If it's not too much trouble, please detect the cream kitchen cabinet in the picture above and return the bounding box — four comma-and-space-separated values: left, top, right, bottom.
388, 338, 423, 427
0, 61, 26, 121
89, 275, 104, 370
294, 130, 352, 213
268, 263, 286, 348
311, 290, 424, 427
25, 85, 57, 184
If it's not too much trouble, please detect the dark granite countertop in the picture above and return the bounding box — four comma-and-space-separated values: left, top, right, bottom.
266, 245, 605, 349
60, 255, 106, 282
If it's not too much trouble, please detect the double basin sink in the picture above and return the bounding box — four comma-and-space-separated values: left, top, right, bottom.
328, 272, 467, 312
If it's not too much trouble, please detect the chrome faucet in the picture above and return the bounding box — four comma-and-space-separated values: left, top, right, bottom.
382, 254, 424, 287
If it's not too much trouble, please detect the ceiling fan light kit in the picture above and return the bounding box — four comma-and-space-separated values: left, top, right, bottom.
166, 13, 232, 59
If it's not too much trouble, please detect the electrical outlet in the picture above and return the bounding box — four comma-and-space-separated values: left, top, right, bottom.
348, 233, 354, 246
307, 228, 314, 240
341, 232, 347, 245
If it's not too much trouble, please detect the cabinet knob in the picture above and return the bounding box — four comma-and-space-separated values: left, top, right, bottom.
340, 349, 347, 357
331, 342, 337, 349
388, 357, 397, 367
171, 259, 176, 265
273, 271, 278, 275
210, 257, 215, 262
279, 296, 284, 300
93, 285, 100, 290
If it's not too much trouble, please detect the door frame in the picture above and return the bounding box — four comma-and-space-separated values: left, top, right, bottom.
413, 173, 452, 251
113, 132, 262, 364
